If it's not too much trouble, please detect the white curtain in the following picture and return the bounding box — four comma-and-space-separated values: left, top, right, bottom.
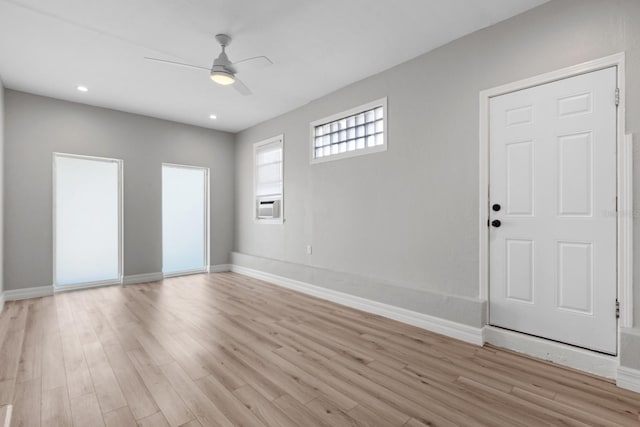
255, 142, 283, 197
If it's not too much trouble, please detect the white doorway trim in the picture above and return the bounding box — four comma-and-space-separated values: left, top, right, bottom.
52, 152, 124, 292
478, 53, 632, 350
161, 162, 211, 278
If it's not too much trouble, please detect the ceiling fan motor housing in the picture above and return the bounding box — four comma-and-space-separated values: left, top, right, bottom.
211, 48, 236, 75
210, 49, 236, 85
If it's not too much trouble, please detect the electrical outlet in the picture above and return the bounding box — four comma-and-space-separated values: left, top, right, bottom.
306, 245, 312, 255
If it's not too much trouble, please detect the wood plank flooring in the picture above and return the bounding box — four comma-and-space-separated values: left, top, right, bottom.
0, 272, 638, 426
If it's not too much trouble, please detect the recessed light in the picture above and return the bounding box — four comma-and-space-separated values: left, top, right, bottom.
77, 85, 88, 92
209, 114, 217, 120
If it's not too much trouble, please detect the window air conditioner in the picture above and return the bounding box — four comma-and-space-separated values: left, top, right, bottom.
257, 199, 281, 219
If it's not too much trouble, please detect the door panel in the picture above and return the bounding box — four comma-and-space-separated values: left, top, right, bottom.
505, 239, 534, 303
506, 140, 534, 216
558, 132, 592, 216
557, 241, 593, 314
489, 67, 617, 354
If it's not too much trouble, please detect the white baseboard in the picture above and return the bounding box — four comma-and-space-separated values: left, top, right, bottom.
209, 264, 231, 273
2, 268, 229, 299
123, 272, 163, 285
483, 325, 619, 379
617, 366, 640, 393
230, 264, 483, 346
4, 285, 53, 301
54, 279, 122, 293
0, 292, 4, 314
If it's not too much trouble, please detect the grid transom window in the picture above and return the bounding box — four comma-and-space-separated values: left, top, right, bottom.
310, 98, 387, 163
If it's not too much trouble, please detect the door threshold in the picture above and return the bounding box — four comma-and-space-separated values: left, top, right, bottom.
54, 279, 122, 294
162, 269, 208, 279
489, 325, 615, 357
483, 325, 619, 379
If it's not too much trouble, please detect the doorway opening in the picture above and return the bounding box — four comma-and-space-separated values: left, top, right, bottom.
478, 53, 631, 375
162, 163, 209, 277
53, 153, 123, 290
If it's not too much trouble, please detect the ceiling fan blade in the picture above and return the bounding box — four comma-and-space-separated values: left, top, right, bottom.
233, 78, 252, 96
232, 55, 273, 73
144, 57, 210, 72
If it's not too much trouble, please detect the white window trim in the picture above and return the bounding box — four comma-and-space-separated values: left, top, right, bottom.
309, 97, 387, 164
161, 162, 211, 278
253, 134, 284, 224
52, 152, 124, 292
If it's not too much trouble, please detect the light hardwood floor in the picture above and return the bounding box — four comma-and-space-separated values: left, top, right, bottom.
0, 272, 638, 426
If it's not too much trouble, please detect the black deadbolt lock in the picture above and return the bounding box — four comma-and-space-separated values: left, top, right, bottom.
492, 203, 501, 212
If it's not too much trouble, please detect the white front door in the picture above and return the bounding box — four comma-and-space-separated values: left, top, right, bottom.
489, 67, 618, 354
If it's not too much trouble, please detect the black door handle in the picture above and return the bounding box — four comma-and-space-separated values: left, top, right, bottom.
491, 219, 501, 228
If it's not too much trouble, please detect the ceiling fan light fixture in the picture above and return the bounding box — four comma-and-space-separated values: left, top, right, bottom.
210, 70, 235, 85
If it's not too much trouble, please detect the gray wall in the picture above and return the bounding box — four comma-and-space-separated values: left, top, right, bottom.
620, 327, 640, 370
234, 0, 640, 327
4, 90, 235, 290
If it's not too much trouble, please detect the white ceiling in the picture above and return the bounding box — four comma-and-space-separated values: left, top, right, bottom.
0, 0, 548, 133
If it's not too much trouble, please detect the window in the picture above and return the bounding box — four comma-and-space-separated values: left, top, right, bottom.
53, 153, 123, 289
254, 135, 284, 223
310, 97, 387, 163
162, 164, 209, 277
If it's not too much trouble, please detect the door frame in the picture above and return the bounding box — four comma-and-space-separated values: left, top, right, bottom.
161, 162, 211, 278
52, 152, 124, 292
478, 53, 632, 352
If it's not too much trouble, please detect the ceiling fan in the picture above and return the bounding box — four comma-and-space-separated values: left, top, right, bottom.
144, 34, 272, 96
